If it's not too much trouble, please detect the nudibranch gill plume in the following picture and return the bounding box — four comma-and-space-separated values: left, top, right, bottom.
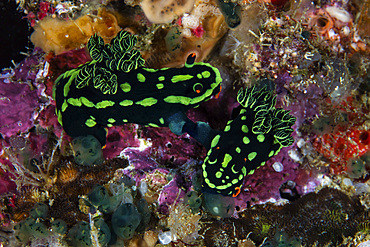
53, 31, 222, 145
202, 86, 296, 197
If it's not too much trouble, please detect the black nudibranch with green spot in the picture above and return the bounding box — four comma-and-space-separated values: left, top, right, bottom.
53, 31, 222, 145
202, 86, 296, 197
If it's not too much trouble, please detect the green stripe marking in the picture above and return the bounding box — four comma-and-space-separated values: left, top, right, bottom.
171, 74, 194, 83
136, 97, 158, 107
120, 100, 133, 106
62, 100, 68, 112
242, 167, 246, 176
96, 100, 115, 108
211, 135, 220, 148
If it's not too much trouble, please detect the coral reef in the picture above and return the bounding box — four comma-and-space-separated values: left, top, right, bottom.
2, 0, 370, 246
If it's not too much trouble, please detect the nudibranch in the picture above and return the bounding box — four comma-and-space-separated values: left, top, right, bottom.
53, 31, 222, 145
202, 86, 296, 197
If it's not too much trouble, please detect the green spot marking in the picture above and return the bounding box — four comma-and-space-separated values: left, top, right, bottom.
257, 134, 265, 142
248, 152, 257, 161
242, 125, 248, 133
120, 83, 131, 93
80, 97, 94, 107
137, 73, 146, 82
143, 68, 158, 73
241, 116, 247, 121
215, 183, 233, 190
204, 178, 215, 188
96, 100, 115, 109
107, 124, 113, 127
120, 100, 133, 106
108, 118, 116, 123
242, 167, 246, 176
61, 100, 68, 112
159, 118, 164, 124
158, 76, 165, 81
207, 158, 217, 164
243, 136, 250, 144
221, 153, 232, 168
235, 147, 241, 153
268, 150, 274, 157
197, 73, 202, 79
248, 169, 255, 175
215, 171, 222, 178
232, 179, 239, 184
123, 119, 128, 123
211, 135, 220, 148
85, 119, 96, 127
164, 96, 191, 105
57, 111, 63, 126
136, 97, 158, 107
261, 161, 266, 166
224, 125, 231, 132
231, 164, 238, 174
156, 83, 164, 89
148, 123, 159, 127
226, 176, 230, 179
67, 98, 82, 107
202, 71, 211, 78
239, 174, 244, 180
171, 74, 193, 83
203, 170, 208, 178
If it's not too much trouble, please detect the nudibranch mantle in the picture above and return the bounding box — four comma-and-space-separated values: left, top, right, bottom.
202, 86, 296, 196
53, 31, 222, 145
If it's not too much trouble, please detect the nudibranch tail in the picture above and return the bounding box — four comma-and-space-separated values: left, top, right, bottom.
202, 85, 296, 196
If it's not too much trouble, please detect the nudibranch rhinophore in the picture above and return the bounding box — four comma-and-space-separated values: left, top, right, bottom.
202, 86, 296, 197
53, 31, 222, 145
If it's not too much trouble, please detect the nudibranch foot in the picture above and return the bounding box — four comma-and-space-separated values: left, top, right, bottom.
167, 112, 218, 149
202, 85, 296, 196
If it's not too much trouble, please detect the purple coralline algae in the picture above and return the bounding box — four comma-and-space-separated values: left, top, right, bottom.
0, 49, 47, 137
2, 0, 370, 246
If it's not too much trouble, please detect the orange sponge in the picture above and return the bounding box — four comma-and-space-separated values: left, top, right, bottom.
30, 8, 121, 55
